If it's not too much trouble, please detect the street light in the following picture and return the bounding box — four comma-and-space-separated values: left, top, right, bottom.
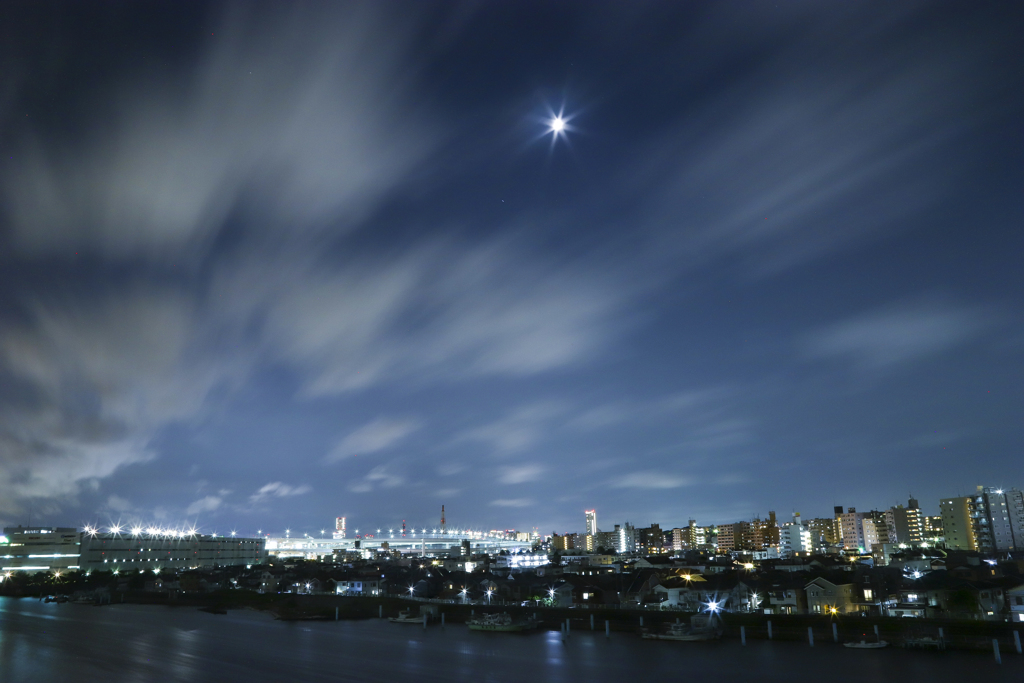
486, 588, 494, 604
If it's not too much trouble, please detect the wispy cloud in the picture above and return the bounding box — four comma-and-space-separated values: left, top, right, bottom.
2, 4, 436, 258
326, 417, 421, 463
611, 471, 691, 489
186, 495, 223, 516
490, 498, 534, 508
802, 299, 995, 369
621, 6, 991, 277
0, 287, 246, 510
349, 465, 405, 494
249, 482, 311, 505
454, 401, 567, 455
223, 242, 625, 396
498, 464, 545, 485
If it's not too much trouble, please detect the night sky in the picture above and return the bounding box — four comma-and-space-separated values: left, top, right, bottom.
1, 2, 1021, 537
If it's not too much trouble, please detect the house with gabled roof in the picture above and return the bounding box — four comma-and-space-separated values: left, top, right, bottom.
804, 576, 857, 615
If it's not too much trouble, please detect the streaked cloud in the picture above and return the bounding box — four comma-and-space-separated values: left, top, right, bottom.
249, 482, 312, 505
454, 401, 567, 455
186, 495, 223, 516
326, 417, 421, 463
490, 498, 534, 508
349, 465, 405, 494
498, 464, 545, 485
802, 299, 995, 369
611, 471, 691, 489
2, 4, 436, 258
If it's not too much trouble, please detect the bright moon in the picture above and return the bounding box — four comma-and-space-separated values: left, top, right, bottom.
550, 116, 566, 133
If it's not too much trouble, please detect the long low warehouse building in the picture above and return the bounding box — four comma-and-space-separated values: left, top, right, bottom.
79, 533, 266, 571
1, 526, 266, 573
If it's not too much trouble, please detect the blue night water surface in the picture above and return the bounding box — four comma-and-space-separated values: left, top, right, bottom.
0, 598, 1021, 682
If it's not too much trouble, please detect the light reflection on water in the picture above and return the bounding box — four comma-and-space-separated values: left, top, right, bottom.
0, 598, 1021, 683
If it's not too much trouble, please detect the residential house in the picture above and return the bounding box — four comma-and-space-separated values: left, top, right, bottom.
1007, 583, 1024, 624
804, 577, 857, 615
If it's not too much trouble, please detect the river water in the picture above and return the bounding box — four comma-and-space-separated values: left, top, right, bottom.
1, 598, 1021, 682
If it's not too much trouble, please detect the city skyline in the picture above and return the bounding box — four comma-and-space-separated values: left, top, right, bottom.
0, 2, 1021, 534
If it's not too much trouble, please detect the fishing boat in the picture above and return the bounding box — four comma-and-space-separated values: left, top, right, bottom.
467, 612, 538, 632
388, 609, 425, 624
642, 615, 722, 641
844, 639, 888, 649
902, 636, 945, 650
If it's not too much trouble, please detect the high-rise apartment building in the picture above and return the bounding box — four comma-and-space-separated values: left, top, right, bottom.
585, 510, 598, 537
750, 512, 780, 550
683, 520, 710, 550
779, 522, 812, 558
863, 510, 888, 549
974, 487, 1024, 551
637, 524, 664, 554
807, 517, 839, 547
940, 496, 977, 551
670, 528, 686, 551
924, 515, 943, 541
551, 533, 573, 551
717, 524, 735, 552
886, 498, 924, 545
333, 517, 346, 539
838, 508, 867, 551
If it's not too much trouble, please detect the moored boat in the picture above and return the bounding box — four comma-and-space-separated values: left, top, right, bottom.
642, 615, 722, 641
388, 609, 425, 624
844, 639, 888, 649
467, 612, 538, 632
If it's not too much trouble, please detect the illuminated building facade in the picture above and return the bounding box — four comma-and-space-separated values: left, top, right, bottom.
79, 533, 266, 571
779, 523, 812, 558
1, 527, 80, 573
585, 510, 597, 536
334, 517, 346, 540
885, 499, 925, 545
924, 515, 943, 541
973, 486, 1024, 551
837, 508, 867, 551
940, 496, 977, 551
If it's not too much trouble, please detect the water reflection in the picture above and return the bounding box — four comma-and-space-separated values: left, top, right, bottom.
0, 598, 1021, 683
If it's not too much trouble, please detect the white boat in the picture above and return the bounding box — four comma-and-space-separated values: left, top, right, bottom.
388, 610, 425, 624
467, 612, 537, 632
844, 639, 888, 649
